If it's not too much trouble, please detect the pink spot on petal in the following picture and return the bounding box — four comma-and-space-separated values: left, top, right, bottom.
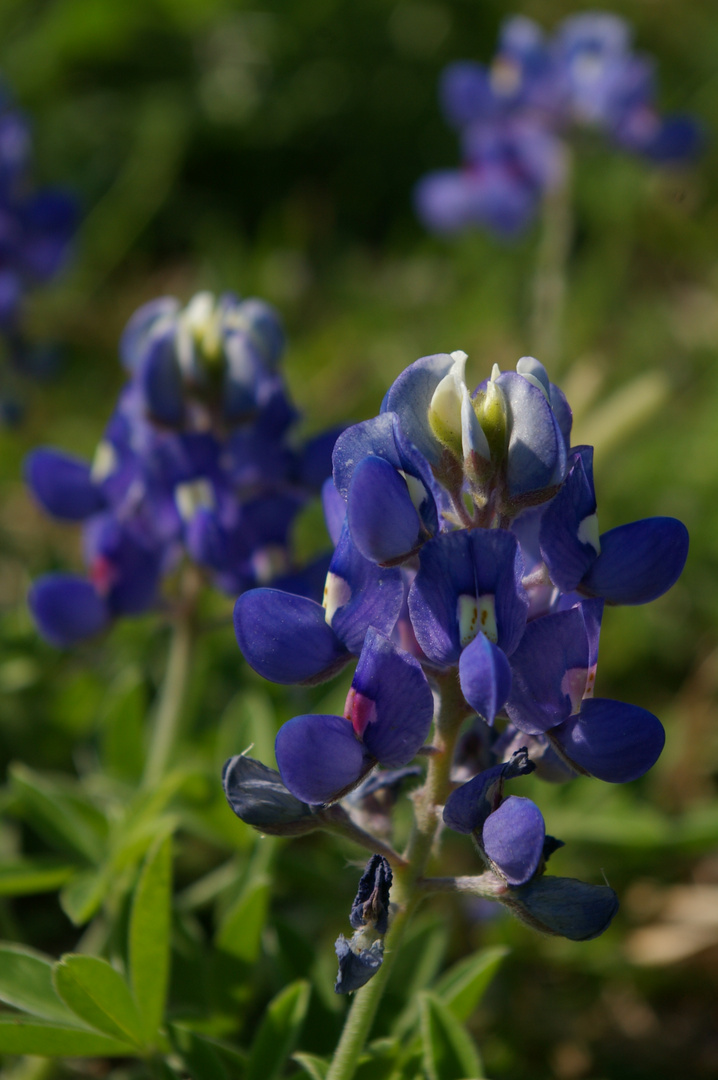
89, 555, 118, 597
344, 687, 377, 740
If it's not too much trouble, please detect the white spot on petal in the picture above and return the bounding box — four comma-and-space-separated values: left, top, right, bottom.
323, 571, 351, 626
578, 512, 601, 555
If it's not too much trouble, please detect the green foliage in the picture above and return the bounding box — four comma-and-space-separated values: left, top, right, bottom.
0, 2, 717, 1077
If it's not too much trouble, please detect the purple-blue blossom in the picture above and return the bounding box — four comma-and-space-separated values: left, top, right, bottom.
227, 342, 687, 942
26, 291, 337, 646
415, 12, 702, 238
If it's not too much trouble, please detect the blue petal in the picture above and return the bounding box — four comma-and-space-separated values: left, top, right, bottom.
497, 371, 566, 496
29, 575, 109, 646
443, 763, 506, 834
275, 713, 369, 804
506, 606, 590, 735
439, 62, 491, 127
382, 354, 455, 466
348, 456, 422, 564
507, 876, 619, 940
222, 755, 317, 834
234, 296, 285, 367
458, 633, 512, 724
540, 449, 598, 592
222, 331, 265, 419
322, 478, 346, 546
409, 530, 527, 667
483, 795, 545, 886
119, 297, 179, 371
581, 517, 689, 605
551, 697, 665, 783
139, 329, 184, 426
25, 448, 105, 521
333, 413, 402, 499
327, 525, 404, 655
234, 589, 349, 685
352, 628, 434, 767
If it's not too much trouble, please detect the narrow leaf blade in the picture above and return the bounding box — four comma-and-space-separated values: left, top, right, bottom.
246, 979, 310, 1080
433, 946, 508, 1022
0, 1017, 134, 1057
53, 955, 144, 1047
129, 832, 173, 1045
420, 990, 483, 1080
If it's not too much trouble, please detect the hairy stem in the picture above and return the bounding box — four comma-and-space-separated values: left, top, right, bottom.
326, 670, 469, 1080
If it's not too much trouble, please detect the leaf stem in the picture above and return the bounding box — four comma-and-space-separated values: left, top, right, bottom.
531, 147, 573, 365
143, 574, 198, 788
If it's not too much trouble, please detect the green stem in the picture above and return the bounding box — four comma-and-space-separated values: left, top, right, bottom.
325, 895, 419, 1080
325, 671, 469, 1080
143, 601, 196, 788
531, 148, 573, 365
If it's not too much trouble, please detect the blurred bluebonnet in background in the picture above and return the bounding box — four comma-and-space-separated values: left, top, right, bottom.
25, 291, 337, 645
415, 11, 702, 237
0, 83, 76, 419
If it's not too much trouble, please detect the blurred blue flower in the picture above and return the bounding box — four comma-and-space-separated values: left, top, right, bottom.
26, 291, 338, 645
415, 12, 702, 238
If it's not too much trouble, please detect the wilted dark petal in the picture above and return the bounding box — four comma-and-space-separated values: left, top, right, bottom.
139, 329, 184, 426
334, 936, 383, 994
382, 353, 455, 466
506, 607, 589, 735
29, 574, 109, 646
347, 455, 422, 564
551, 697, 665, 783
349, 854, 393, 934
482, 795, 545, 886
353, 628, 434, 767
443, 763, 506, 835
327, 526, 404, 655
540, 450, 598, 592
275, 713, 370, 804
581, 517, 689, 605
459, 632, 512, 725
497, 371, 566, 496
222, 755, 319, 835
506, 876, 619, 940
25, 448, 105, 521
234, 589, 349, 684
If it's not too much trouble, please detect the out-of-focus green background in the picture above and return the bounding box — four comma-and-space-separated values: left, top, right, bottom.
0, 1, 717, 1078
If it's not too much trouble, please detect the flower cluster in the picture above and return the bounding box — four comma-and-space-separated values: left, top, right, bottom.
26, 291, 336, 646
230, 348, 688, 942
0, 87, 75, 379
415, 12, 702, 237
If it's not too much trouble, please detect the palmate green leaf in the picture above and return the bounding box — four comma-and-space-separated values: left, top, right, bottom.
0, 857, 75, 897
0, 944, 81, 1025
433, 946, 509, 1023
59, 866, 112, 926
53, 955, 145, 1048
129, 833, 173, 1046
0, 1017, 135, 1057
419, 991, 483, 1080
292, 1052, 330, 1080
245, 979, 311, 1080
215, 878, 270, 962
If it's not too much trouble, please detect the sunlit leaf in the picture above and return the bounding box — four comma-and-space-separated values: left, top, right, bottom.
245, 979, 310, 1080
129, 832, 173, 1045
53, 954, 145, 1047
